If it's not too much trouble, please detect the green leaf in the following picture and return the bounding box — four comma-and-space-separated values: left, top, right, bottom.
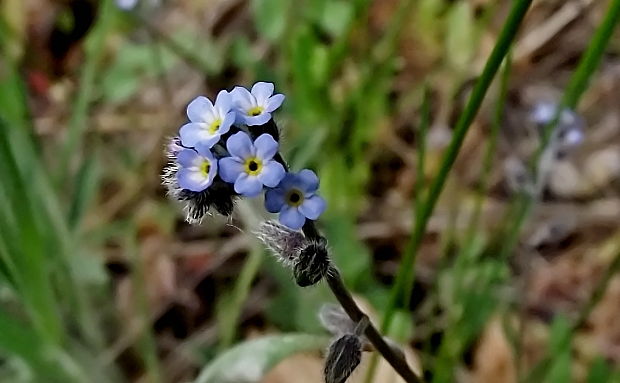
544, 349, 571, 383
194, 334, 328, 383
445, 1, 475, 70
587, 357, 612, 383
319, 1, 353, 38
252, 0, 288, 42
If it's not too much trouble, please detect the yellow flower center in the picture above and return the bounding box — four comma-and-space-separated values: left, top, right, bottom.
244, 157, 263, 176
200, 160, 211, 176
247, 106, 264, 116
208, 119, 221, 134
286, 189, 304, 207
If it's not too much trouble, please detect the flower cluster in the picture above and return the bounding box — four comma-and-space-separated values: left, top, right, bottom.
162, 82, 326, 229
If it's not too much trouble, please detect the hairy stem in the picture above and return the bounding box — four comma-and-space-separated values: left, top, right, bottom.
325, 266, 422, 383
302, 222, 423, 383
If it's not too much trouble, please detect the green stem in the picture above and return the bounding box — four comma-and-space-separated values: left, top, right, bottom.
466, 53, 512, 239
58, 0, 112, 184
218, 247, 264, 350
127, 226, 162, 383
363, 84, 432, 383
501, 0, 620, 265
380, 0, 533, 334
523, 248, 620, 383
536, 0, 620, 168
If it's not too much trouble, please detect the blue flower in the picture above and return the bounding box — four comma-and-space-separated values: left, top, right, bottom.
176, 143, 218, 192
264, 169, 326, 230
179, 90, 236, 148
530, 101, 584, 148
219, 132, 286, 197
230, 82, 285, 126
115, 0, 139, 10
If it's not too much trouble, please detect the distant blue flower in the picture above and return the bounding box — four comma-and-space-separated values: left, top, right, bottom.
530, 101, 585, 148
180, 90, 236, 148
176, 143, 218, 192
265, 169, 326, 230
230, 82, 285, 126
115, 0, 139, 10
219, 132, 286, 197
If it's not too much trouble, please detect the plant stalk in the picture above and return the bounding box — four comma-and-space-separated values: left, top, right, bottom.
381, 0, 533, 335
302, 222, 423, 383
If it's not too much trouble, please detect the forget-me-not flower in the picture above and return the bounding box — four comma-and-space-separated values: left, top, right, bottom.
264, 169, 326, 230
219, 132, 286, 197
115, 0, 139, 10
176, 144, 218, 192
230, 82, 285, 126
530, 101, 584, 147
180, 90, 236, 148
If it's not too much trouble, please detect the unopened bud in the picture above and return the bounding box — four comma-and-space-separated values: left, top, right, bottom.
324, 334, 362, 383
294, 238, 329, 287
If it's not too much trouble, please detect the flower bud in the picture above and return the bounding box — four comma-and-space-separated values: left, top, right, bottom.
294, 238, 329, 287
324, 334, 362, 383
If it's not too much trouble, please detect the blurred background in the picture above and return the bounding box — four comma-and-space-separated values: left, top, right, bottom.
1, 0, 620, 382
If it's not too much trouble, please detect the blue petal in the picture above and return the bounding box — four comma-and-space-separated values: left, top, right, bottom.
178, 168, 212, 192
277, 172, 297, 191
242, 113, 271, 126
296, 169, 320, 193
219, 157, 244, 183
214, 90, 232, 115
251, 82, 274, 103
226, 132, 254, 159
177, 149, 201, 168
264, 188, 285, 213
187, 96, 215, 123
258, 161, 285, 187
254, 134, 279, 160
265, 94, 285, 112
234, 173, 263, 197
231, 86, 255, 111
279, 206, 306, 230
194, 142, 216, 159
179, 123, 208, 147
298, 195, 326, 220
220, 111, 236, 135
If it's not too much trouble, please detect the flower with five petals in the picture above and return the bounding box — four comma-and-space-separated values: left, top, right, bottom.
180, 90, 236, 148
264, 169, 326, 230
230, 82, 285, 126
219, 132, 286, 197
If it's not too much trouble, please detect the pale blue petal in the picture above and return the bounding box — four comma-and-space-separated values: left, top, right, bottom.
179, 122, 221, 148
194, 142, 216, 159
220, 111, 236, 135
257, 161, 285, 187
296, 169, 319, 193
178, 168, 211, 192
176, 149, 201, 168
187, 96, 215, 123
218, 157, 244, 183
277, 172, 297, 190
226, 132, 254, 159
242, 113, 271, 126
265, 94, 285, 112
234, 173, 263, 197
279, 206, 306, 230
214, 90, 232, 116
254, 134, 279, 160
298, 195, 326, 220
251, 82, 274, 104
231, 86, 255, 111
264, 188, 285, 213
